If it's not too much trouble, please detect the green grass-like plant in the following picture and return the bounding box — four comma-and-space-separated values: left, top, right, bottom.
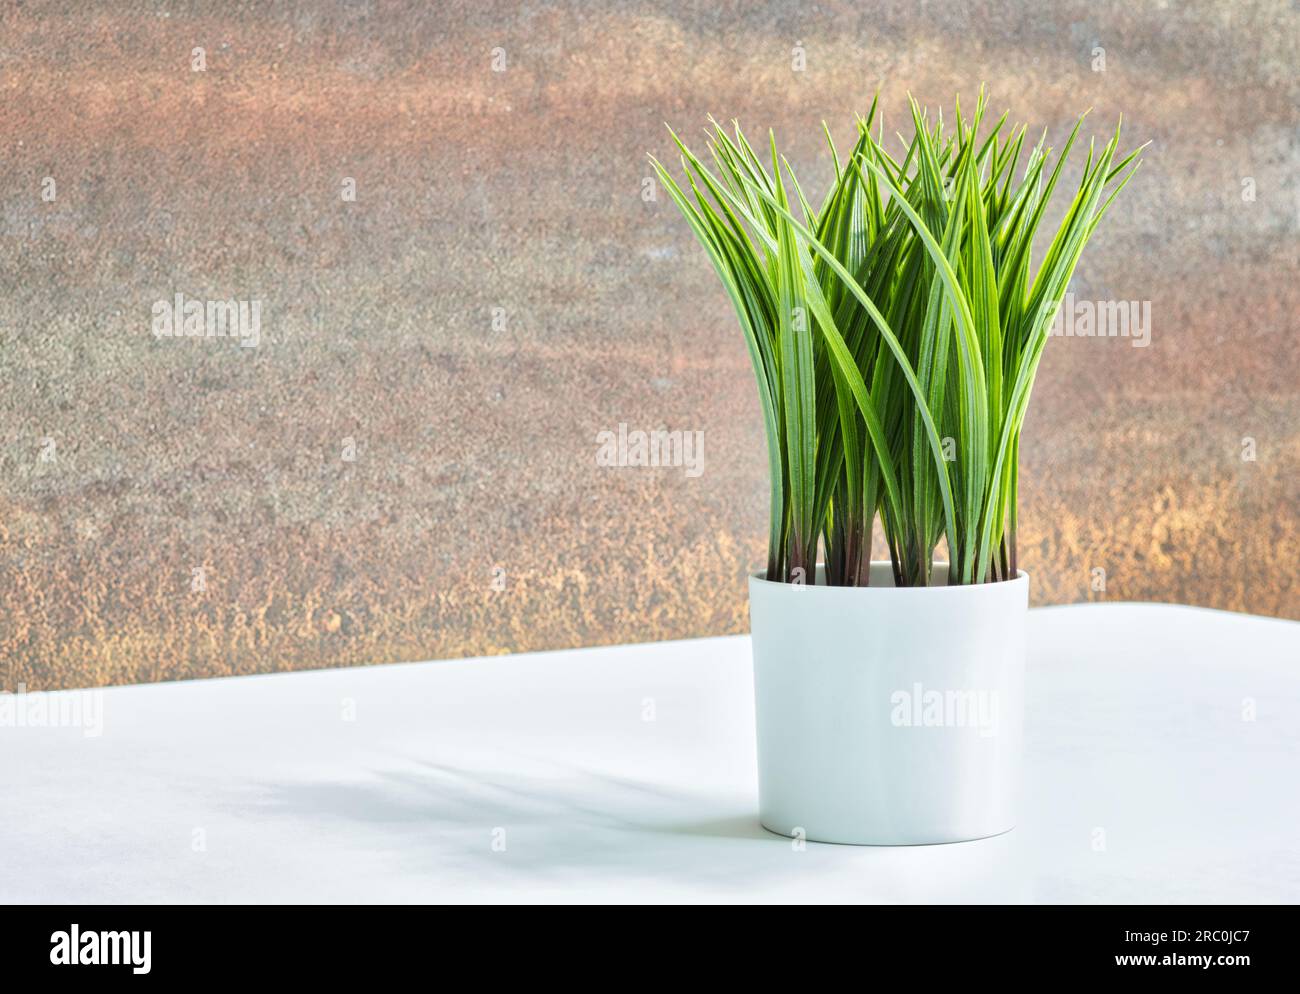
651, 90, 1144, 586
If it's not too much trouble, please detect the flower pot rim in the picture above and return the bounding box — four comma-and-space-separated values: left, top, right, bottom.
749, 561, 1028, 592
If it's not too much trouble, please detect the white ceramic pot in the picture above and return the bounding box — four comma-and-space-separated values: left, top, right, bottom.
748, 562, 1027, 845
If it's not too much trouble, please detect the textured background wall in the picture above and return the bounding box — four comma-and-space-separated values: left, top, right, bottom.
1, 1, 1296, 691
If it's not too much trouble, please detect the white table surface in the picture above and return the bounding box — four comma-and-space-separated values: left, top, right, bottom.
3, 604, 1298, 904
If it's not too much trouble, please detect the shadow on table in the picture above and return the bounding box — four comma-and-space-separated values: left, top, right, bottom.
665, 814, 777, 840
255, 758, 771, 845
250, 758, 1018, 898
251, 759, 803, 891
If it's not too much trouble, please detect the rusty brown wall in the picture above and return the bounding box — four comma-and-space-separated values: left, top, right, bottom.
1, 1, 1296, 690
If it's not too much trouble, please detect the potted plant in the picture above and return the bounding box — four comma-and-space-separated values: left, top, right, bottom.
652, 91, 1143, 844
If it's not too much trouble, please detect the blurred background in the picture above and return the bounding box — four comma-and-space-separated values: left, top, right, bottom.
1, 0, 1296, 691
